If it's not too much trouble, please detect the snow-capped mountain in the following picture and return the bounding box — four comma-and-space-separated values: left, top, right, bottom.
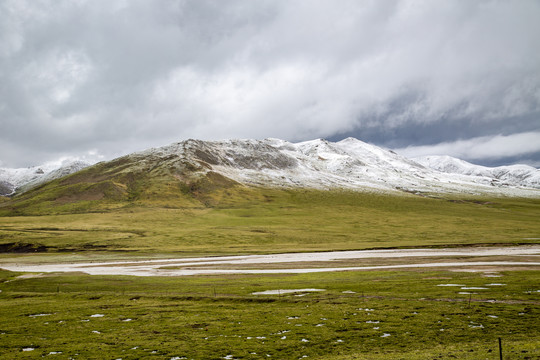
2, 138, 539, 198
414, 155, 540, 189
0, 160, 90, 196
129, 137, 539, 196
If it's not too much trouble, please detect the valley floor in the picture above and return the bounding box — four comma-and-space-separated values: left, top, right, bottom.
0, 255, 539, 359
1, 190, 539, 358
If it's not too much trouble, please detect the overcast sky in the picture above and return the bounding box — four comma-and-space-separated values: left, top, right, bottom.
1, 0, 539, 168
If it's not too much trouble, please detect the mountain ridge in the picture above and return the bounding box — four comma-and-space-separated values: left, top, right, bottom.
1, 138, 539, 207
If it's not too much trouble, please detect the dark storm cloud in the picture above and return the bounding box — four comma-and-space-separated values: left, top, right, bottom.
0, 0, 539, 167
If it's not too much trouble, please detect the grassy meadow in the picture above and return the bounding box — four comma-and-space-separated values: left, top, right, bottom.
1, 189, 540, 256
0, 268, 539, 359
1, 188, 540, 358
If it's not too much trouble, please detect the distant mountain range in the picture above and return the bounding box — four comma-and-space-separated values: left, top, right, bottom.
0, 160, 90, 196
413, 155, 540, 190
1, 138, 539, 200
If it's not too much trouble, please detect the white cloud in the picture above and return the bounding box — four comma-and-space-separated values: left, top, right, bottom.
1, 0, 540, 167
395, 132, 540, 161
150, 61, 363, 141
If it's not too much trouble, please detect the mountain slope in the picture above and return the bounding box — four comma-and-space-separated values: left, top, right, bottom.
414, 155, 540, 189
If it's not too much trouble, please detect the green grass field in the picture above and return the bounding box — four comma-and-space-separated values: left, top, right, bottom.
1, 190, 540, 256
0, 268, 539, 359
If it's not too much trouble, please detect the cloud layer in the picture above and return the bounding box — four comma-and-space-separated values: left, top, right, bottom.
1, 0, 539, 167
396, 131, 540, 164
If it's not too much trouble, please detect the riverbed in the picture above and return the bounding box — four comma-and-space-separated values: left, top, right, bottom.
1, 245, 540, 276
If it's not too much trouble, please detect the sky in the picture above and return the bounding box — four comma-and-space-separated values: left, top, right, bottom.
1, 0, 540, 169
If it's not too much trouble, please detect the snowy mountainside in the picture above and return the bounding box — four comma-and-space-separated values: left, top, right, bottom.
0, 160, 90, 196
133, 138, 539, 196
414, 155, 540, 189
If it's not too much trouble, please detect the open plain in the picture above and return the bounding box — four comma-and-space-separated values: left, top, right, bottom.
1, 189, 540, 359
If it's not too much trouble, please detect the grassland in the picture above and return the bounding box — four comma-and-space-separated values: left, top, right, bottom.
1, 189, 540, 257
1, 184, 540, 358
0, 268, 539, 359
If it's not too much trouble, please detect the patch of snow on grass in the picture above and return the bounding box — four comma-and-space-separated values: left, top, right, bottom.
469, 324, 484, 329
252, 289, 325, 295
461, 287, 488, 290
